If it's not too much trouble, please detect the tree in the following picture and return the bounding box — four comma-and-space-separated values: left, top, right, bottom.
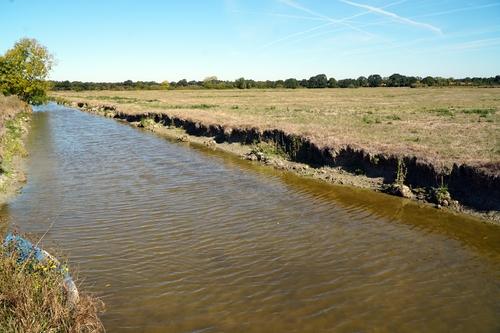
367, 74, 382, 87
284, 78, 298, 89
357, 76, 368, 87
338, 78, 358, 88
387, 73, 411, 87
0, 38, 54, 104
203, 76, 218, 89
160, 80, 170, 90
421, 76, 435, 86
308, 74, 328, 88
177, 79, 188, 87
235, 77, 246, 89
327, 77, 338, 88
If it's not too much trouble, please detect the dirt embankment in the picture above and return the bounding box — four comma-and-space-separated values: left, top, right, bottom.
64, 100, 499, 221
0, 95, 31, 204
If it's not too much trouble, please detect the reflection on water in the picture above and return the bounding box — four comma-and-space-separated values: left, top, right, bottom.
1, 104, 499, 333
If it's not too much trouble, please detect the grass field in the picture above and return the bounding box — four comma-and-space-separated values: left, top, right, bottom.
52, 87, 500, 170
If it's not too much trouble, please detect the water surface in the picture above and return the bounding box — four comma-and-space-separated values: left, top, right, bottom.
1, 104, 499, 332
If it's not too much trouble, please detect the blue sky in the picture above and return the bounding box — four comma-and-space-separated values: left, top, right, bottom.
1, 0, 499, 81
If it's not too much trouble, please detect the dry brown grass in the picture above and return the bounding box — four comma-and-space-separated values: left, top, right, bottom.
0, 241, 104, 332
0, 95, 29, 138
52, 87, 500, 169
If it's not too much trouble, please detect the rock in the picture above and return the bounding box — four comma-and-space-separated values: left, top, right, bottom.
18, 173, 27, 183
255, 151, 265, 161
391, 184, 413, 199
431, 187, 452, 205
204, 139, 216, 148
245, 152, 258, 161
177, 135, 189, 142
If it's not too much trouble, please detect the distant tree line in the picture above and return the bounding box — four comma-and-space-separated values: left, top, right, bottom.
50, 74, 500, 91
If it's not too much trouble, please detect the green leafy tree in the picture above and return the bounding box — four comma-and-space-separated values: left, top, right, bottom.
0, 38, 54, 104
284, 78, 298, 89
308, 74, 328, 88
387, 73, 408, 87
367, 74, 382, 87
203, 76, 218, 89
235, 77, 246, 89
327, 77, 338, 88
421, 76, 436, 86
177, 79, 188, 87
357, 76, 368, 87
160, 80, 170, 90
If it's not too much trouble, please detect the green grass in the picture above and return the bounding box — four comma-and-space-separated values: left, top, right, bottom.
430, 107, 497, 118
139, 117, 156, 129
251, 142, 289, 160
0, 112, 29, 176
140, 102, 219, 110
82, 95, 141, 103
430, 108, 455, 116
386, 114, 402, 121
460, 108, 496, 117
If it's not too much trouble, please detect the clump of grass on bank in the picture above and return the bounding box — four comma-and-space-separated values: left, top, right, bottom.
251, 142, 289, 160
0, 239, 104, 332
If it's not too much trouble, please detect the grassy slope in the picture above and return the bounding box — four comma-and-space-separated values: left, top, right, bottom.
53, 87, 500, 172
0, 95, 30, 195
0, 95, 105, 331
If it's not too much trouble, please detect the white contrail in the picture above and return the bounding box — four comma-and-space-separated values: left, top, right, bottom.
340, 0, 442, 34
258, 0, 406, 50
259, 22, 336, 49
264, 0, 405, 48
414, 2, 500, 19
278, 0, 376, 37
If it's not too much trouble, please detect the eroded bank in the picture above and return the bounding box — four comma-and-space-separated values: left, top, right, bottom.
58, 99, 499, 222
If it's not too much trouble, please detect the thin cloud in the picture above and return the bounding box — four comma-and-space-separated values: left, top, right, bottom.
414, 2, 500, 19
259, 22, 336, 49
278, 0, 376, 37
230, 10, 326, 21
263, 0, 405, 48
447, 37, 500, 51
340, 0, 442, 35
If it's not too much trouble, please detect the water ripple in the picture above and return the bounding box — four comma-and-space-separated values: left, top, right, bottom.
2, 105, 499, 333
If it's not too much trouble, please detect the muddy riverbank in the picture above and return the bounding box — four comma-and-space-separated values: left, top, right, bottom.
58, 99, 499, 223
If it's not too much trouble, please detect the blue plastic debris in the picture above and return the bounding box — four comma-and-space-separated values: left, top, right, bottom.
3, 233, 79, 305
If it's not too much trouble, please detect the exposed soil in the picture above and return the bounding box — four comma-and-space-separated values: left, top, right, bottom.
64, 101, 500, 223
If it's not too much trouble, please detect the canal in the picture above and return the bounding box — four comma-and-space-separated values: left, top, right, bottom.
1, 104, 499, 332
